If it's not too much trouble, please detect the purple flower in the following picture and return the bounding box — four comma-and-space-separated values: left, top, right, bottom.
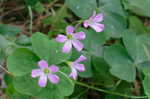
67, 55, 87, 80
31, 60, 60, 87
83, 11, 104, 32
56, 25, 86, 53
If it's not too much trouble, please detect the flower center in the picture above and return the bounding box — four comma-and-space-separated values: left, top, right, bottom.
44, 68, 50, 74
67, 34, 72, 39
66, 61, 72, 66
88, 19, 93, 24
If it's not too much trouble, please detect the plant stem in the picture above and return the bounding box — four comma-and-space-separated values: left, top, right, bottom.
75, 81, 147, 99
59, 71, 74, 86
76, 88, 89, 98
0, 65, 12, 75
28, 6, 33, 34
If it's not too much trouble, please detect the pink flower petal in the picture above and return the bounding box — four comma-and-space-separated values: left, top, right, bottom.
72, 40, 83, 52
38, 60, 48, 69
66, 25, 75, 34
73, 32, 86, 40
48, 74, 60, 84
83, 20, 89, 28
69, 67, 78, 80
93, 13, 104, 23
49, 65, 59, 73
89, 23, 104, 32
89, 11, 96, 20
31, 69, 43, 78
38, 73, 47, 87
72, 63, 85, 72
75, 55, 87, 63
62, 40, 72, 53
56, 34, 67, 43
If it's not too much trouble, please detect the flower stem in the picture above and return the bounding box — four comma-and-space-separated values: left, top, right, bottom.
75, 81, 147, 99
28, 6, 33, 34
58, 71, 74, 86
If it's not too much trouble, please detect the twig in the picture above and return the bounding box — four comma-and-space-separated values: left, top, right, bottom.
0, 65, 12, 75
46, 0, 58, 8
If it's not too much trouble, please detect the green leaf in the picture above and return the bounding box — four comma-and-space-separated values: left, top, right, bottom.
38, 67, 74, 98
129, 16, 150, 35
122, 30, 137, 62
38, 84, 64, 99
13, 74, 42, 96
16, 35, 31, 46
57, 67, 75, 96
103, 13, 127, 38
92, 56, 115, 86
48, 40, 71, 65
32, 32, 70, 65
4, 74, 15, 95
78, 28, 108, 57
123, 29, 150, 64
34, 2, 45, 14
99, 0, 127, 17
25, 0, 37, 6
0, 48, 5, 64
139, 62, 150, 75
104, 44, 136, 82
0, 34, 19, 56
0, 24, 21, 36
65, 0, 97, 18
9, 93, 30, 99
123, 0, 150, 17
105, 81, 132, 99
0, 34, 11, 49
7, 48, 39, 76
43, 5, 68, 26
31, 32, 51, 61
143, 74, 150, 96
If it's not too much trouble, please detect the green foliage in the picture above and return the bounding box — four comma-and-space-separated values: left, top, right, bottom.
0, 24, 21, 36
34, 2, 45, 14
7, 48, 39, 76
143, 75, 150, 96
99, 0, 127, 17
123, 0, 150, 17
13, 74, 42, 96
7, 32, 74, 97
123, 30, 150, 64
104, 44, 136, 82
31, 32, 51, 61
92, 56, 115, 86
129, 16, 150, 35
103, 13, 127, 38
65, 0, 97, 18
3, 0, 150, 98
0, 34, 11, 49
48, 40, 71, 65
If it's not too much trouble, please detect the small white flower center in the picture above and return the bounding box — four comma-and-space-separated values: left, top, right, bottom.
66, 61, 72, 67
67, 34, 73, 39
44, 68, 50, 74
88, 19, 93, 24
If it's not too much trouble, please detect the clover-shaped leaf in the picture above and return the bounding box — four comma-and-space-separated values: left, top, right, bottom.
7, 48, 39, 76
104, 44, 136, 82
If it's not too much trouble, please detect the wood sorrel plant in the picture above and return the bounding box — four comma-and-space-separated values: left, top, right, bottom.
2, 0, 150, 98
6, 10, 104, 98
